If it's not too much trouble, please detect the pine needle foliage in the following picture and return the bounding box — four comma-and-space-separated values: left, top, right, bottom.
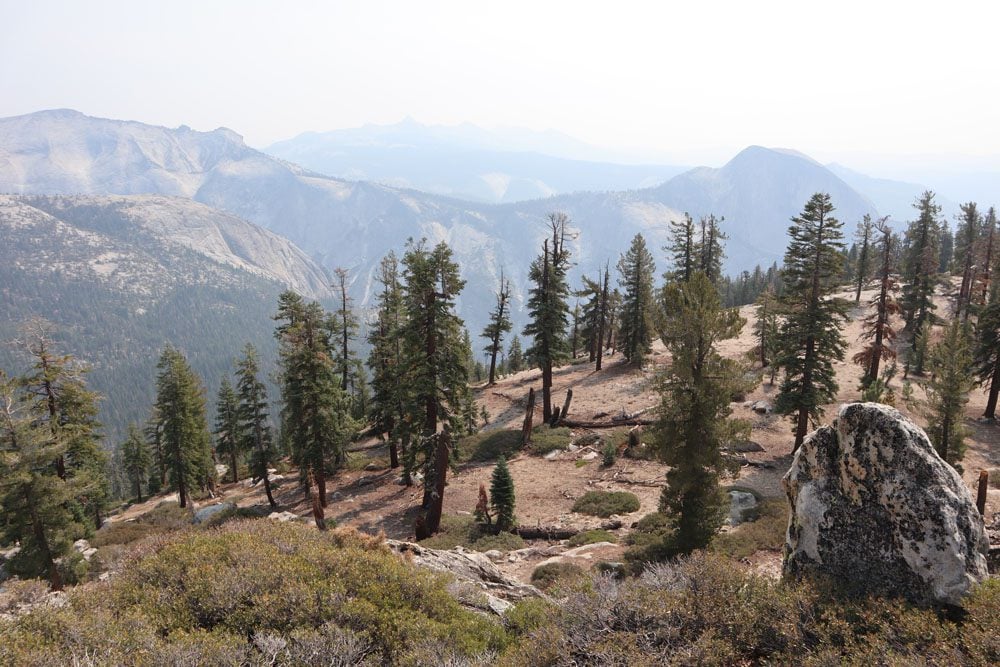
489, 456, 516, 533
774, 193, 848, 452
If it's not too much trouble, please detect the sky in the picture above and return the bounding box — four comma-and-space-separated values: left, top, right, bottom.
2, 0, 999, 173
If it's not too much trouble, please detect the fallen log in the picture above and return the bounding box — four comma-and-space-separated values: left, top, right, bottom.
561, 418, 655, 428
516, 519, 622, 541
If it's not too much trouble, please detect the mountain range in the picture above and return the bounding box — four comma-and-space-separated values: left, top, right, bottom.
1, 108, 974, 437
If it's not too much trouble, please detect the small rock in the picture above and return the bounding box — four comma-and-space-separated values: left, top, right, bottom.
215, 464, 229, 477
596, 561, 626, 577
486, 595, 513, 615
192, 502, 236, 525
730, 440, 765, 453
484, 550, 503, 561
364, 462, 384, 471
267, 511, 300, 522
580, 451, 599, 461
750, 400, 772, 415
544, 450, 561, 460
727, 490, 759, 526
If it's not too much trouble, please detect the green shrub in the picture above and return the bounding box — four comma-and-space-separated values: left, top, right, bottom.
90, 521, 162, 548
529, 427, 573, 456
418, 514, 525, 552
501, 552, 1000, 665
601, 442, 617, 467
571, 491, 640, 517
566, 529, 617, 547
530, 562, 587, 593
623, 512, 675, 565
0, 521, 507, 664
710, 498, 788, 559
505, 598, 558, 637
457, 429, 522, 461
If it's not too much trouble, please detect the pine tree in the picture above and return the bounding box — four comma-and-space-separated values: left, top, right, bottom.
213, 377, 242, 484
953, 202, 981, 320
120, 423, 151, 503
654, 273, 747, 557
974, 207, 997, 308
697, 214, 727, 284
576, 274, 602, 362
235, 344, 278, 507
399, 240, 469, 533
274, 291, 354, 507
154, 346, 215, 508
854, 215, 874, 304
481, 270, 512, 385
489, 455, 516, 533
523, 213, 573, 421
617, 233, 657, 365
775, 193, 849, 452
752, 287, 779, 370
367, 252, 408, 469
854, 218, 900, 388
665, 212, 696, 284
331, 268, 361, 405
975, 287, 1000, 419
507, 336, 525, 374
596, 266, 611, 370
19, 318, 109, 528
925, 321, 974, 467
0, 370, 91, 590
144, 407, 165, 494
901, 192, 942, 372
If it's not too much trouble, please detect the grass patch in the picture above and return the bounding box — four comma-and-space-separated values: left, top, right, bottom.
91, 501, 194, 548
566, 529, 617, 547
574, 459, 589, 468
343, 450, 390, 472
529, 426, 573, 456
457, 429, 522, 461
418, 514, 525, 552
710, 498, 789, 559
530, 562, 587, 593
571, 491, 640, 517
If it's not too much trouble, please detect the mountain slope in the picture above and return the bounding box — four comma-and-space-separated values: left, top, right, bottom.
0, 110, 882, 335
826, 163, 959, 223
0, 194, 331, 440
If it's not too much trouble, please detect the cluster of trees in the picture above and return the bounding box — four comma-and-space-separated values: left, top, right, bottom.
10, 187, 1000, 590
0, 320, 109, 590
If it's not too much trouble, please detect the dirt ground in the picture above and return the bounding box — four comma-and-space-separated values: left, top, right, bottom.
112, 281, 1000, 581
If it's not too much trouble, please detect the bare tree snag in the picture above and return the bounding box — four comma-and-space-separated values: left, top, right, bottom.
521, 387, 536, 446
558, 389, 573, 425
977, 470, 989, 516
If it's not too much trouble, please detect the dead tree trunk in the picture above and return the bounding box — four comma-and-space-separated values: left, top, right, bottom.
521, 387, 536, 446
558, 389, 573, 425
977, 470, 989, 516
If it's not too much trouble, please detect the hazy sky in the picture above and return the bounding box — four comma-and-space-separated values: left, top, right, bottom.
3, 0, 998, 170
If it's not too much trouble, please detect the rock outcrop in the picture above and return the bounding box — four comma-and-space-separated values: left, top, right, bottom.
386, 540, 543, 615
783, 403, 989, 605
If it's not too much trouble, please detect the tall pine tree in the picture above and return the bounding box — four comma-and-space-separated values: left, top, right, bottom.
236, 343, 278, 508
481, 270, 513, 385
367, 252, 409, 469
523, 213, 573, 421
925, 321, 974, 467
775, 193, 848, 452
120, 423, 151, 503
213, 377, 242, 484
901, 191, 942, 373
154, 346, 215, 508
617, 233, 657, 365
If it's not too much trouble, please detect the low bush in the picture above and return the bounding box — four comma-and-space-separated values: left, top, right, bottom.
566, 529, 617, 548
502, 552, 1000, 665
529, 427, 573, 456
458, 429, 522, 461
419, 514, 525, 552
0, 521, 508, 665
710, 498, 788, 559
571, 491, 640, 517
530, 562, 587, 593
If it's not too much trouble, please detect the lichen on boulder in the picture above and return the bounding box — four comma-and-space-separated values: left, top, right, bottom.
783, 402, 989, 605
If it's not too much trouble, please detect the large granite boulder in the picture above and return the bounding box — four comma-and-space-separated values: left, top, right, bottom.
783, 403, 989, 605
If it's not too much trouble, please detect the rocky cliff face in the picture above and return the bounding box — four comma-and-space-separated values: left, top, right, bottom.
783, 403, 989, 605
